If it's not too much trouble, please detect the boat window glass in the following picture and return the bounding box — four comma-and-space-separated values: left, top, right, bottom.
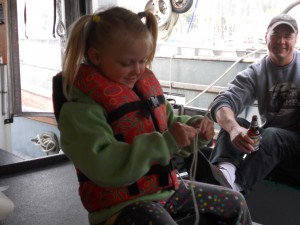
12, 0, 64, 114
8, 0, 300, 115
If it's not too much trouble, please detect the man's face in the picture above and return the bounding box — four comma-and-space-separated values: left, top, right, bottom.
266, 24, 297, 66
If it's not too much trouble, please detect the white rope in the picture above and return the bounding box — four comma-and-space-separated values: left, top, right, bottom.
31, 132, 60, 153
182, 46, 266, 222
189, 132, 200, 225
170, 45, 267, 225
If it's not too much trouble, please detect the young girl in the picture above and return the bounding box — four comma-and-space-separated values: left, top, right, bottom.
56, 6, 253, 225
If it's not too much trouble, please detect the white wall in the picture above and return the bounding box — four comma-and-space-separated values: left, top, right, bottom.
0, 64, 12, 152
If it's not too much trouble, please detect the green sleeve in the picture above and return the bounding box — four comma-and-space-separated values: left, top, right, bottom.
165, 101, 190, 125
58, 93, 180, 187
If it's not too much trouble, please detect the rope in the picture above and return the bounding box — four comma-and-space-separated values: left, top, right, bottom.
56, 0, 66, 38
24, 0, 28, 39
189, 132, 200, 225
52, 0, 57, 38
31, 132, 60, 153
171, 3, 300, 224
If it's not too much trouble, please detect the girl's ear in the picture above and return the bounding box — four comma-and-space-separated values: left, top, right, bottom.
87, 48, 101, 65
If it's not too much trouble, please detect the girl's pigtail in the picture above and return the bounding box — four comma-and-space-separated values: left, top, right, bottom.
62, 15, 90, 99
142, 10, 158, 65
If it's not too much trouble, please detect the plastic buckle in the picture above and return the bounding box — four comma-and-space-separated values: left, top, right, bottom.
147, 96, 160, 109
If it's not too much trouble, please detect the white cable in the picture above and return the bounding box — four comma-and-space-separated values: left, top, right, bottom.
184, 46, 267, 107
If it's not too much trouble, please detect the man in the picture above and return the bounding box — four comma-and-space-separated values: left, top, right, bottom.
195, 14, 300, 195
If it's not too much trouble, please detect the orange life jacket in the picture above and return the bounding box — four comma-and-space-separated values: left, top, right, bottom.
74, 64, 179, 212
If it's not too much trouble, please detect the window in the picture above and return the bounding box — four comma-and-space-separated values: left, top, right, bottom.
7, 0, 300, 116
2, 0, 300, 159
9, 0, 65, 115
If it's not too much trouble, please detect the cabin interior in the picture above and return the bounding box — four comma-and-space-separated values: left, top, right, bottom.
0, 0, 300, 225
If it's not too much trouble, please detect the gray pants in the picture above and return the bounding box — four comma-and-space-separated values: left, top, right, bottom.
210, 118, 300, 195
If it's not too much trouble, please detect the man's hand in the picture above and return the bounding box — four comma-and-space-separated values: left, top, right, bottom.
229, 126, 255, 154
215, 107, 256, 154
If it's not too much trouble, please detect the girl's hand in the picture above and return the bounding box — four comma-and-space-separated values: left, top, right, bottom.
193, 117, 215, 141
169, 122, 197, 149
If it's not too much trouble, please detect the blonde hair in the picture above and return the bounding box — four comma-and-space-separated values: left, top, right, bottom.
62, 6, 158, 99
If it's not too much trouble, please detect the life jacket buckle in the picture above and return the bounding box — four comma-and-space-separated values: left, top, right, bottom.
147, 96, 160, 109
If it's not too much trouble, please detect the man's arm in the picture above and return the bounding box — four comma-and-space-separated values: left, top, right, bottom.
215, 107, 240, 134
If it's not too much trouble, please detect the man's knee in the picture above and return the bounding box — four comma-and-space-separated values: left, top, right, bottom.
261, 127, 283, 151
236, 117, 250, 128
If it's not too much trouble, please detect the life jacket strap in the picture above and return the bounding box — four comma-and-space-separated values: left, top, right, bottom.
107, 95, 165, 123
77, 163, 175, 196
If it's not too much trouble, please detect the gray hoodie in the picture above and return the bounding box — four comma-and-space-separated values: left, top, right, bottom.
210, 50, 300, 129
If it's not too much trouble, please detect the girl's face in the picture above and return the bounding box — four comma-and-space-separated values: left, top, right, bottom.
94, 35, 152, 88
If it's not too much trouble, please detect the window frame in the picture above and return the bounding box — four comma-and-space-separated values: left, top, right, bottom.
6, 0, 87, 120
